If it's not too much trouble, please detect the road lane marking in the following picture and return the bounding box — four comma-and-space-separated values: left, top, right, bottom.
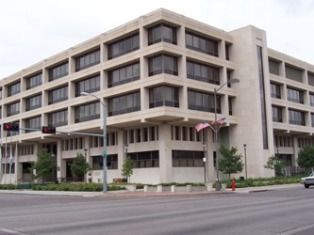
0, 228, 30, 235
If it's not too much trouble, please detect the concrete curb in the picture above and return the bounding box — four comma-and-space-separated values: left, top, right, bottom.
0, 184, 302, 197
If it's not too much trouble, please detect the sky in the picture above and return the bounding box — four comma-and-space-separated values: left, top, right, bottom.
0, 0, 314, 78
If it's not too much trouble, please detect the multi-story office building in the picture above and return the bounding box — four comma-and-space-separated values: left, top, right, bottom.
0, 9, 313, 184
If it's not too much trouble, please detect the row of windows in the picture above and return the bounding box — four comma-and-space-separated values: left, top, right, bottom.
124, 126, 159, 144
171, 126, 203, 142
1, 87, 227, 127
274, 135, 293, 147
92, 155, 118, 170
89, 133, 118, 148
1, 23, 230, 98
75, 74, 100, 96
62, 138, 84, 151
298, 138, 314, 148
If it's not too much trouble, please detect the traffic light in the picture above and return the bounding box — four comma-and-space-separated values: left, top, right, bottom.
3, 122, 19, 131
41, 126, 56, 134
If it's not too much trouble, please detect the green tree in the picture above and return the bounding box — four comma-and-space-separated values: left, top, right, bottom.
71, 153, 90, 182
33, 149, 56, 182
122, 157, 133, 183
265, 155, 284, 176
298, 146, 314, 171
218, 145, 243, 179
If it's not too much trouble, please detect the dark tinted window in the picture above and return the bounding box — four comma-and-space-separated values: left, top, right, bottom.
270, 82, 281, 98
188, 90, 221, 113
49, 62, 68, 81
287, 87, 304, 104
6, 101, 20, 116
187, 61, 220, 85
108, 33, 139, 59
108, 92, 140, 116
148, 54, 178, 76
26, 73, 42, 89
75, 102, 100, 123
48, 109, 68, 127
186, 31, 218, 56
25, 94, 42, 111
148, 24, 177, 45
108, 62, 139, 87
92, 154, 118, 170
25, 116, 41, 133
48, 86, 68, 104
285, 64, 303, 83
129, 151, 159, 168
7, 82, 20, 97
172, 150, 204, 167
269, 59, 280, 75
272, 106, 283, 122
149, 86, 179, 108
75, 49, 100, 72
75, 74, 100, 96
289, 109, 305, 126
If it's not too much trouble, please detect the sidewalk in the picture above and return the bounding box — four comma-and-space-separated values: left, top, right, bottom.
0, 184, 302, 197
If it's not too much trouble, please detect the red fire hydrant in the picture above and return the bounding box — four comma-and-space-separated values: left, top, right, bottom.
231, 178, 237, 191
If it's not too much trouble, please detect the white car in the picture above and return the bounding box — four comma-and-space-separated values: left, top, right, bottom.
301, 172, 314, 188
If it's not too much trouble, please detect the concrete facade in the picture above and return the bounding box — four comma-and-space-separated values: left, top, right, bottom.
0, 9, 313, 184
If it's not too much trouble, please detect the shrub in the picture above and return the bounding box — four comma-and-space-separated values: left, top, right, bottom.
0, 184, 16, 190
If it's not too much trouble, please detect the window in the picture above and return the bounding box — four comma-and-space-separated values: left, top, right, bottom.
108, 62, 139, 87
188, 90, 221, 113
0, 88, 2, 100
287, 87, 304, 104
7, 81, 20, 97
228, 97, 233, 116
148, 24, 177, 45
25, 73, 42, 89
92, 154, 118, 170
48, 109, 68, 127
270, 82, 281, 99
25, 94, 41, 111
187, 61, 220, 85
75, 102, 100, 123
6, 121, 19, 137
185, 31, 218, 56
25, 116, 41, 133
309, 93, 314, 106
75, 74, 100, 96
285, 64, 303, 83
272, 106, 283, 122
75, 49, 100, 72
148, 54, 178, 76
108, 92, 140, 116
225, 43, 231, 60
6, 101, 20, 116
269, 59, 280, 75
129, 151, 159, 168
149, 86, 179, 108
49, 62, 68, 81
308, 72, 314, 86
108, 33, 139, 59
172, 150, 204, 167
48, 86, 68, 104
289, 109, 305, 126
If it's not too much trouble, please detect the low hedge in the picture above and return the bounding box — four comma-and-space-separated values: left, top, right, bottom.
215, 176, 301, 188
0, 184, 17, 190
31, 183, 125, 191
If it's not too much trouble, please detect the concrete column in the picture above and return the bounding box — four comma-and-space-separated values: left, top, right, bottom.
293, 136, 299, 167
177, 26, 185, 49
42, 68, 48, 84
68, 81, 75, 99
56, 139, 65, 182
219, 40, 226, 60
140, 56, 147, 79
158, 124, 172, 183
279, 61, 285, 77
101, 70, 107, 91
117, 130, 125, 175
180, 86, 188, 111
140, 26, 147, 49
179, 55, 186, 79
141, 87, 149, 111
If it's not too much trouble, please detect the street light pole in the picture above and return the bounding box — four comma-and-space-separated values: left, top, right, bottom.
243, 144, 247, 180
213, 78, 239, 191
81, 92, 107, 193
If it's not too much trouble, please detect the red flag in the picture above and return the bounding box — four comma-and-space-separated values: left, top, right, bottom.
195, 122, 210, 132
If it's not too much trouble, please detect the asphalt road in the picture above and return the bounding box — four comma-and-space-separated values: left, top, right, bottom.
0, 186, 313, 235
